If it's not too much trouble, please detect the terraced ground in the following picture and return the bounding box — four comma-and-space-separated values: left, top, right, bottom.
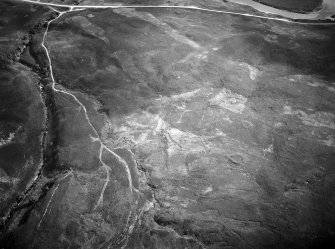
0, 0, 335, 249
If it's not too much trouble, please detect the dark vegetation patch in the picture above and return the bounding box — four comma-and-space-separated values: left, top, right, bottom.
0, 65, 46, 219
227, 19, 335, 81
0, 0, 50, 223
0, 144, 25, 178
48, 9, 183, 116
0, 0, 50, 65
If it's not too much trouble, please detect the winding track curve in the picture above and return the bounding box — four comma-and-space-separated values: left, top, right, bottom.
19, 0, 335, 25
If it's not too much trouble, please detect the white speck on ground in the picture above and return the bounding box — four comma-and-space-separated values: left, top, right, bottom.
210, 88, 247, 114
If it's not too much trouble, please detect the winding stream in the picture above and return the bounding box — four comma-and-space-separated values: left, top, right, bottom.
228, 0, 335, 20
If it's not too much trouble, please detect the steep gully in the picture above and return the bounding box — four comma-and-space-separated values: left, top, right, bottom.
37, 7, 144, 248
2, 0, 334, 246
41, 6, 137, 194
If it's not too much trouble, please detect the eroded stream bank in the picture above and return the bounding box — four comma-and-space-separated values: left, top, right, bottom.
0, 9, 65, 229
